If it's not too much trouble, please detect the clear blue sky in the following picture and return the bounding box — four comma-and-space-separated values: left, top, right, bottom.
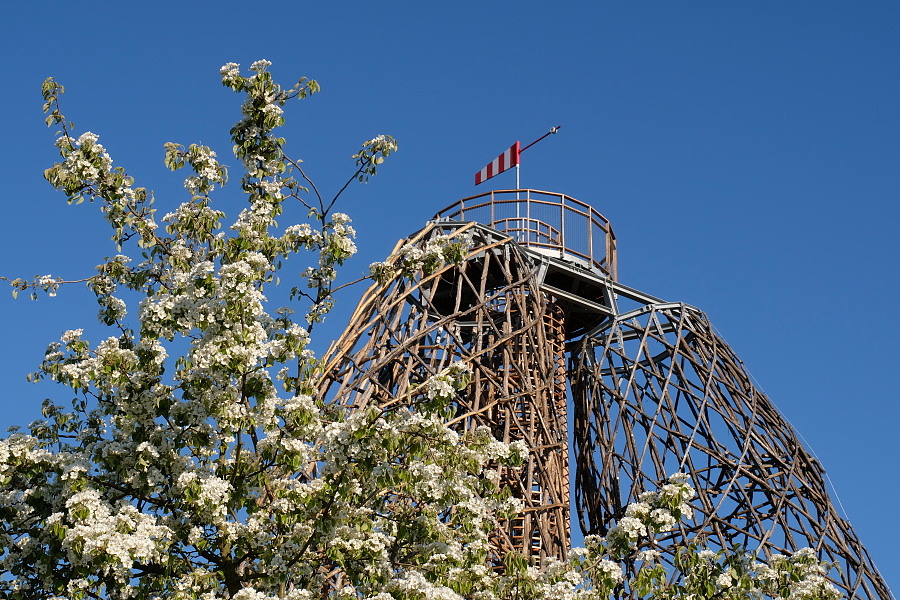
1, 1, 898, 589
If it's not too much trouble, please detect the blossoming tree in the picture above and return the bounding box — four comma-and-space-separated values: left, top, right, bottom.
0, 61, 840, 600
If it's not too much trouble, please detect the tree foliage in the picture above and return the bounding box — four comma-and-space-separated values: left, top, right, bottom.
0, 61, 840, 600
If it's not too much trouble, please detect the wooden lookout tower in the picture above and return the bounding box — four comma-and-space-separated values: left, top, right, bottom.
320, 189, 891, 599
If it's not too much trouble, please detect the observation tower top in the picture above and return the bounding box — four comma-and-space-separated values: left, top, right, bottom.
433, 189, 617, 281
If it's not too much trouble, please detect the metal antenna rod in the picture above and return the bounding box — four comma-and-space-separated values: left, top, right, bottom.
520, 125, 562, 153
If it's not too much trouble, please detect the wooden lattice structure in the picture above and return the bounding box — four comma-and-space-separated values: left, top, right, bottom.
570, 302, 891, 599
319, 217, 571, 562
321, 189, 892, 598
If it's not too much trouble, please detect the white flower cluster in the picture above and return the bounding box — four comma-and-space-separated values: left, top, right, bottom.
635, 548, 661, 563
231, 196, 282, 242
61, 488, 172, 571
390, 570, 462, 600
220, 62, 240, 79
183, 144, 227, 196
593, 558, 626, 586
320, 212, 357, 267
754, 548, 841, 599
351, 134, 397, 182
368, 261, 394, 284
361, 134, 398, 156
55, 336, 138, 391
0, 435, 53, 481
282, 223, 316, 247
420, 362, 472, 402
602, 472, 694, 556
44, 121, 158, 249
36, 274, 62, 297
221, 59, 293, 178
716, 570, 734, 588
53, 131, 110, 183
370, 231, 474, 284
97, 293, 127, 322
161, 200, 226, 245
250, 59, 272, 73
177, 471, 233, 522
60, 328, 84, 343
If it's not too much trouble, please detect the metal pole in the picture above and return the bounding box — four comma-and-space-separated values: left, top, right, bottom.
516, 165, 521, 240
559, 194, 565, 260
515, 126, 558, 241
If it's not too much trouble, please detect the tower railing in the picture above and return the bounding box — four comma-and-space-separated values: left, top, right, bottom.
433, 189, 617, 280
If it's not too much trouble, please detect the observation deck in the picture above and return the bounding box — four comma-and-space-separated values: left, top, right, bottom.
434, 189, 617, 280
433, 190, 662, 339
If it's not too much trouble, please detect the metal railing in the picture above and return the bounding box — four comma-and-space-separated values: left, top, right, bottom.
433, 189, 617, 280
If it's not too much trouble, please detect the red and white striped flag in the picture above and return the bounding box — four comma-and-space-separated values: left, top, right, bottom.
474, 141, 520, 185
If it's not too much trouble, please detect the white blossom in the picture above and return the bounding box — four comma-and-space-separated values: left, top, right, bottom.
220, 62, 240, 77
249, 59, 272, 72
60, 329, 84, 343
